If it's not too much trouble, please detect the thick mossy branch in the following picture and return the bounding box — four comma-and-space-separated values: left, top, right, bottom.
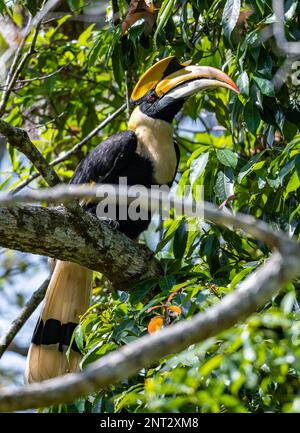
0, 204, 161, 289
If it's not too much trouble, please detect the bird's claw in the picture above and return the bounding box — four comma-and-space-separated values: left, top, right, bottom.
100, 217, 120, 231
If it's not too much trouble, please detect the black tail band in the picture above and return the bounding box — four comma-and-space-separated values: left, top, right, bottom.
32, 318, 80, 353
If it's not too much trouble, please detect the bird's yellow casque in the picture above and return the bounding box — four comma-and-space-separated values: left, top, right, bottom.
131, 56, 239, 101
25, 56, 239, 383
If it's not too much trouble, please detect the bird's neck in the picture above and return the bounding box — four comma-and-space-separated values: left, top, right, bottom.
128, 106, 174, 147
128, 107, 176, 184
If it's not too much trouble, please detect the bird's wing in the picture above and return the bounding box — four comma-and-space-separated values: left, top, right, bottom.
70, 130, 138, 185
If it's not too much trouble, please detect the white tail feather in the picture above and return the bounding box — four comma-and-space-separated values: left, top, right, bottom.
25, 260, 92, 383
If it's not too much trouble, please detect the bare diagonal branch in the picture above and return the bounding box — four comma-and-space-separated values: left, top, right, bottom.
0, 248, 299, 412
0, 277, 50, 359
0, 25, 39, 117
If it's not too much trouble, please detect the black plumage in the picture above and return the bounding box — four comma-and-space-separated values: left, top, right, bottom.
70, 130, 180, 239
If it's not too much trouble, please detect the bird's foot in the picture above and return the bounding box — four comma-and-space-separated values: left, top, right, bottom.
99, 217, 120, 231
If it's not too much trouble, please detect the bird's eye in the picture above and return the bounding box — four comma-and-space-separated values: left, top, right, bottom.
148, 94, 157, 102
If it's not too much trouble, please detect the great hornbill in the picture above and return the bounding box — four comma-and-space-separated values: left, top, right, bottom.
25, 56, 239, 383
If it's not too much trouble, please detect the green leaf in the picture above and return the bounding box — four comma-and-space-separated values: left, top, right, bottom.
255, 0, 265, 15
159, 274, 176, 292
257, 53, 273, 79
237, 71, 249, 96
214, 169, 234, 202
244, 100, 260, 134
112, 42, 124, 88
0, 176, 12, 190
295, 154, 300, 179
222, 0, 241, 41
154, 0, 176, 46
129, 279, 158, 304
77, 23, 95, 46
284, 170, 300, 197
81, 342, 117, 368
238, 152, 265, 183
285, 0, 298, 21
230, 266, 256, 290
23, 0, 37, 15
199, 354, 223, 376
267, 177, 280, 190
204, 234, 219, 260
173, 219, 188, 259
289, 203, 300, 222
245, 28, 261, 46
67, 0, 85, 13
88, 37, 104, 67
189, 152, 209, 184
216, 149, 238, 168
253, 76, 275, 96
280, 291, 296, 314
180, 0, 192, 48
250, 83, 263, 110
187, 145, 210, 166
155, 217, 183, 253
278, 159, 294, 184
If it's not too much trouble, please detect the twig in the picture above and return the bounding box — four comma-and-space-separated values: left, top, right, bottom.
0, 119, 60, 187
0, 278, 50, 359
0, 20, 31, 114
0, 25, 39, 117
7, 342, 28, 357
0, 0, 62, 69
0, 118, 84, 215
0, 249, 299, 411
13, 63, 69, 87
11, 103, 127, 194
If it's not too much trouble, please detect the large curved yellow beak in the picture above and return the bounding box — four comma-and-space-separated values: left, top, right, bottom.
131, 56, 239, 103
155, 65, 240, 98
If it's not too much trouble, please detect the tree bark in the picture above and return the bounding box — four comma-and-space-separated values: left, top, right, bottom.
0, 204, 161, 289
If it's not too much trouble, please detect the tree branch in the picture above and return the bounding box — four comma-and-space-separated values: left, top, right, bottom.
0, 63, 70, 91
0, 203, 161, 289
0, 25, 39, 117
0, 0, 62, 74
0, 119, 60, 187
7, 342, 28, 357
0, 184, 295, 250
0, 277, 50, 359
11, 103, 127, 194
0, 248, 299, 412
0, 119, 84, 215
